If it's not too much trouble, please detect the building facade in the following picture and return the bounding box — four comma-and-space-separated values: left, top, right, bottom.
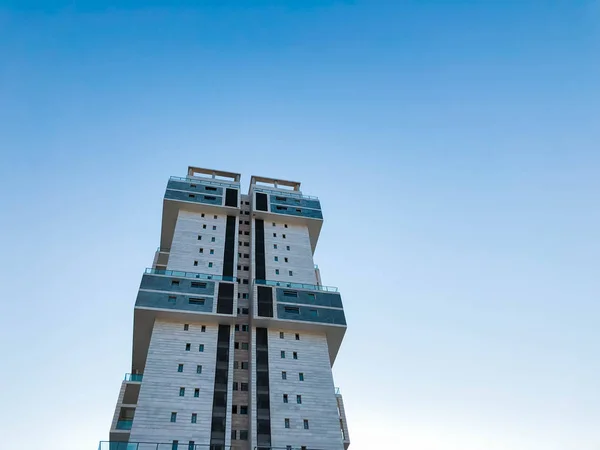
100, 167, 350, 450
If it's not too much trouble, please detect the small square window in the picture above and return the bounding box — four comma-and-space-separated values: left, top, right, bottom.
244, 253, 249, 258
272, 222, 276, 226
185, 343, 191, 351
194, 388, 199, 397
240, 406, 248, 414
274, 244, 278, 249
283, 394, 288, 403
281, 351, 286, 358
201, 325, 206, 332
199, 248, 203, 253
284, 224, 288, 228
303, 419, 309, 429
172, 442, 178, 450
193, 260, 198, 266
235, 325, 240, 331
235, 342, 240, 349
232, 405, 238, 414
275, 269, 280, 275
242, 325, 249, 332
287, 446, 292, 450
284, 257, 288, 263
202, 224, 207, 229
288, 270, 293, 276
282, 234, 286, 239
280, 331, 284, 339
274, 256, 279, 262
199, 344, 204, 352
211, 237, 215, 242
295, 333, 300, 340
191, 413, 197, 423
184, 324, 189, 331
212, 225, 217, 230
286, 245, 290, 251
179, 387, 185, 396
273, 233, 277, 237
234, 361, 239, 369
208, 262, 213, 268
178, 364, 184, 372
238, 252, 242, 257
168, 295, 176, 303
233, 382, 238, 390
189, 194, 195, 198
309, 309, 318, 317
196, 365, 202, 374
170, 412, 177, 422
242, 307, 249, 314
241, 382, 248, 391
197, 235, 202, 240
284, 418, 290, 428
201, 213, 205, 218
297, 395, 302, 404
231, 430, 237, 440
172, 280, 180, 286
241, 362, 248, 369
240, 430, 248, 440
242, 279, 249, 285
243, 242, 249, 247
214, 215, 218, 219
210, 249, 214, 255
242, 342, 249, 350
299, 372, 304, 381
282, 371, 287, 380
293, 352, 298, 360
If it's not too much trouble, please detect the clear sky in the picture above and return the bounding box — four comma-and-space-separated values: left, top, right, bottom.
0, 1, 599, 449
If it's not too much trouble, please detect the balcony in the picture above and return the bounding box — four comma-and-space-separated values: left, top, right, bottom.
255, 278, 337, 292
116, 420, 132, 430
99, 442, 232, 450
124, 373, 143, 382
145, 267, 236, 282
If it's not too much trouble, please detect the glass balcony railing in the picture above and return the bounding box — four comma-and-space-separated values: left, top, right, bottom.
335, 387, 341, 395
115, 420, 133, 430
255, 279, 338, 293
145, 268, 236, 282
124, 373, 143, 382
99, 442, 232, 450
170, 175, 239, 189
252, 186, 319, 201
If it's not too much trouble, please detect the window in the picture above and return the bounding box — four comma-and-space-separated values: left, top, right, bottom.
301, 447, 307, 450
272, 222, 276, 226
293, 352, 298, 360
231, 430, 237, 440
241, 362, 248, 369
191, 414, 197, 423
234, 325, 240, 331
212, 225, 217, 230
233, 382, 238, 390
280, 331, 284, 339
199, 247, 203, 253
199, 344, 204, 352
191, 282, 207, 288
243, 266, 249, 271
201, 325, 206, 332
172, 280, 180, 286
168, 296, 176, 304
295, 333, 300, 340
274, 244, 278, 249
284, 306, 299, 314
282, 371, 287, 380
178, 364, 184, 372
242, 342, 249, 350
299, 372, 304, 381
194, 388, 199, 397
283, 234, 286, 239
238, 252, 242, 257
244, 253, 249, 258
179, 387, 185, 396
240, 406, 248, 415
244, 231, 249, 235
234, 361, 239, 369
284, 224, 288, 228
275, 269, 280, 275
283, 394, 288, 403
281, 351, 286, 358
309, 309, 318, 317
284, 418, 290, 429
172, 441, 178, 450
242, 279, 248, 285
244, 211, 249, 215
197, 235, 202, 240
189, 298, 204, 305
232, 405, 238, 414
243, 242, 249, 247
242, 293, 248, 299
214, 215, 217, 219
201, 213, 205, 218
288, 270, 293, 276
196, 365, 202, 374
203, 224, 207, 229
234, 342, 240, 349
242, 307, 249, 314
245, 221, 249, 225
240, 430, 248, 440
210, 249, 214, 255
287, 446, 292, 450
297, 395, 302, 404
237, 265, 241, 271
208, 262, 213, 268
184, 324, 189, 331
188, 442, 194, 450
185, 343, 191, 351
283, 290, 297, 298
274, 256, 279, 262
193, 260, 198, 266
286, 245, 290, 251
242, 325, 249, 332
170, 412, 177, 422
303, 419, 309, 429
189, 194, 195, 198
284, 257, 288, 263
211, 237, 215, 242
273, 233, 277, 237
241, 382, 248, 391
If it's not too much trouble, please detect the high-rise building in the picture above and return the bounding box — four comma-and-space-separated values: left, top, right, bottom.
100, 167, 350, 450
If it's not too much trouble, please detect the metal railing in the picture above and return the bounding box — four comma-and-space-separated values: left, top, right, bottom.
252, 186, 319, 201
255, 279, 338, 293
253, 447, 330, 450
145, 268, 237, 282
99, 443, 231, 450
124, 373, 143, 382
115, 420, 132, 430
170, 175, 239, 189
335, 386, 341, 395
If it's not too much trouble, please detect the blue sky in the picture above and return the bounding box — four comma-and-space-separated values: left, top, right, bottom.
1, 1, 599, 449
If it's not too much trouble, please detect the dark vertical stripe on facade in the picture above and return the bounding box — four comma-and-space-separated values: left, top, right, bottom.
255, 327, 271, 449
210, 324, 231, 449
222, 215, 236, 278
216, 283, 234, 315
257, 286, 273, 318
255, 219, 266, 280
225, 188, 238, 207
255, 192, 268, 211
